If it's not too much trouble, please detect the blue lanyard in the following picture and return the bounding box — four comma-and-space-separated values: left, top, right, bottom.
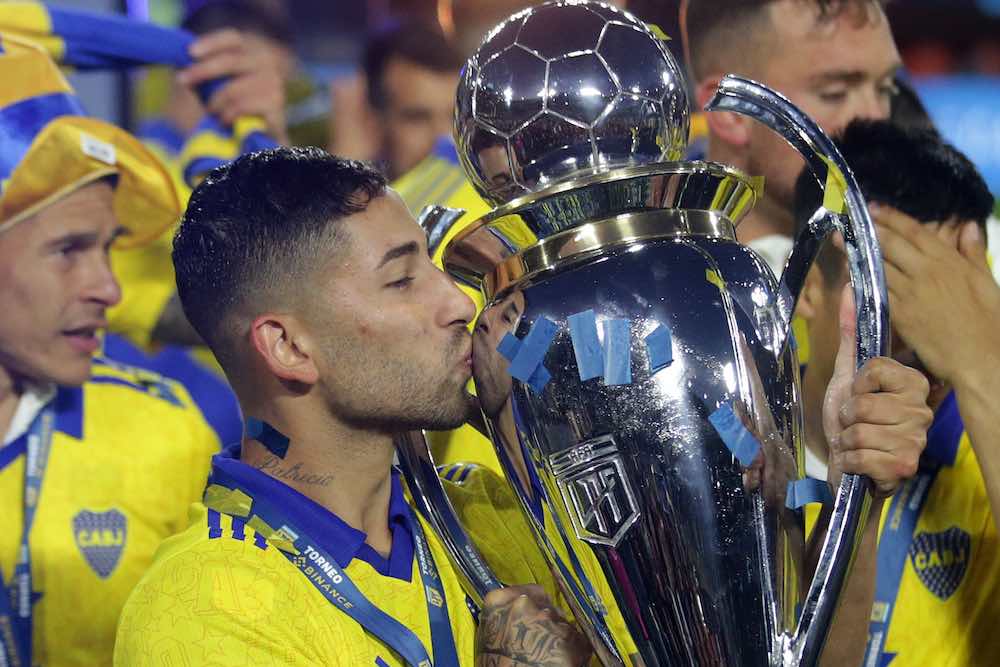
208, 468, 461, 667
0, 405, 56, 667
864, 463, 940, 666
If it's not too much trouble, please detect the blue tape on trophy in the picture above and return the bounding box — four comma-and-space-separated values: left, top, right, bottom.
644, 323, 673, 373
568, 309, 604, 381
602, 319, 632, 386
785, 478, 833, 509
246, 418, 290, 458
708, 404, 760, 467
497, 331, 552, 394
497, 332, 522, 362
508, 317, 558, 382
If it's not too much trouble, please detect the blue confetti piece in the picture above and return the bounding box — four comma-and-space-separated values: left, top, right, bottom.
568, 309, 604, 381
508, 317, 559, 383
644, 323, 673, 373
527, 365, 552, 394
602, 319, 632, 386
708, 404, 760, 467
497, 332, 521, 362
785, 478, 833, 509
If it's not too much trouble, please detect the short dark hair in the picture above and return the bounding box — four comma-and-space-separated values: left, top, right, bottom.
182, 0, 293, 46
793, 119, 993, 282
682, 0, 889, 80
173, 147, 386, 365
363, 20, 464, 110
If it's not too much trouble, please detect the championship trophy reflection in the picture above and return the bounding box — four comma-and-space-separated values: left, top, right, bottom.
397, 2, 891, 665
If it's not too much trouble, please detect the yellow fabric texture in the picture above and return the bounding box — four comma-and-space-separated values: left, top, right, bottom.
805, 432, 1000, 666
115, 486, 484, 666
445, 463, 637, 661
0, 363, 220, 667
0, 34, 180, 248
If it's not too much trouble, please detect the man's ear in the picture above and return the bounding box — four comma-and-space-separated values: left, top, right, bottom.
250, 314, 320, 386
696, 74, 752, 148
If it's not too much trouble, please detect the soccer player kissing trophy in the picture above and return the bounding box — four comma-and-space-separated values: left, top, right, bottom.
397, 1, 921, 665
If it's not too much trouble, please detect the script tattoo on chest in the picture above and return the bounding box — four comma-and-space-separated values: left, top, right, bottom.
255, 455, 335, 487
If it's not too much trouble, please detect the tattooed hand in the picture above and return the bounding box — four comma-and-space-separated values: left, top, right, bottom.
476, 585, 592, 667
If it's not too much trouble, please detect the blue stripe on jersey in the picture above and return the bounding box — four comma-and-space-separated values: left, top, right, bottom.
0, 438, 27, 471
375, 657, 390, 667
253, 532, 268, 551
207, 509, 222, 539
457, 465, 474, 483
231, 517, 246, 541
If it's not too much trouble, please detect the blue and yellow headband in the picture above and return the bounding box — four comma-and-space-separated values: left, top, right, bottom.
0, 34, 180, 247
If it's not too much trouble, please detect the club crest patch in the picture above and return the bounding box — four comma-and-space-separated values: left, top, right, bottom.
73, 509, 127, 578
908, 526, 970, 600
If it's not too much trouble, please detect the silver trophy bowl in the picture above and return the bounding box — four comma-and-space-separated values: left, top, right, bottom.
398, 2, 888, 665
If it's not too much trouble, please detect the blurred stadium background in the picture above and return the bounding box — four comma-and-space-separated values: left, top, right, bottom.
60, 0, 1000, 206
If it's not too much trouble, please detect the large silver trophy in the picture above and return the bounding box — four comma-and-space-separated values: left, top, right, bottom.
397, 2, 889, 665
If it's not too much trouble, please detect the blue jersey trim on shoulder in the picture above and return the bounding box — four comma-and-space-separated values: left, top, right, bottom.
102, 335, 242, 446
0, 438, 27, 471
925, 390, 962, 467
54, 385, 84, 439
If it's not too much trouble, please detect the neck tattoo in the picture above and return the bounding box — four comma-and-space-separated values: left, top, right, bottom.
255, 455, 334, 487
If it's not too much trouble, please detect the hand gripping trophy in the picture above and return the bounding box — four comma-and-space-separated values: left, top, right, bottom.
397, 2, 890, 665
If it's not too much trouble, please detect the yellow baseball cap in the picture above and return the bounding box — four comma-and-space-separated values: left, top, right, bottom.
0, 33, 180, 248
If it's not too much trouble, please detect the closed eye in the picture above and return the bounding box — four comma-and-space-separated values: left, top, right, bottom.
386, 276, 414, 290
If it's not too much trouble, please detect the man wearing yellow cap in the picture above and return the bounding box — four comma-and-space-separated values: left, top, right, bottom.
0, 35, 220, 667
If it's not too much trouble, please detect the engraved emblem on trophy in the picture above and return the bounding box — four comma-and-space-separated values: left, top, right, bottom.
397, 1, 891, 665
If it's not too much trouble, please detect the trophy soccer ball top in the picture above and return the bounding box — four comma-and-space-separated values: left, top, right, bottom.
455, 1, 690, 206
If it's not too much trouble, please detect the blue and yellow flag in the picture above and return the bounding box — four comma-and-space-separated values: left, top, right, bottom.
0, 2, 278, 188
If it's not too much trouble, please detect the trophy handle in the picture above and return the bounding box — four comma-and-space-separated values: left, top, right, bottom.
395, 430, 504, 606
397, 204, 505, 606
705, 75, 890, 665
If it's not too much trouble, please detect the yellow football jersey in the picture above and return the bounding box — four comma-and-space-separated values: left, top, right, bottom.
115, 447, 487, 667
443, 461, 637, 662
0, 360, 220, 667
804, 392, 999, 666
867, 392, 1000, 666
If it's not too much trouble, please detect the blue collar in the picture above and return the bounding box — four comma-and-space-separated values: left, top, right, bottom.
210, 444, 415, 581
54, 385, 84, 440
925, 390, 963, 468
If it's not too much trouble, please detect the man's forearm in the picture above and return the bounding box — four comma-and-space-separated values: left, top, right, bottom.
955, 370, 1000, 532
816, 496, 884, 667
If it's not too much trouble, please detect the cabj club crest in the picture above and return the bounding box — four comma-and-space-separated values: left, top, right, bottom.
73, 509, 127, 579
908, 526, 970, 600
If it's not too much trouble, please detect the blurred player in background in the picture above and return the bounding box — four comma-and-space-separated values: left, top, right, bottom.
681, 0, 900, 276
794, 118, 1000, 666
0, 36, 220, 667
